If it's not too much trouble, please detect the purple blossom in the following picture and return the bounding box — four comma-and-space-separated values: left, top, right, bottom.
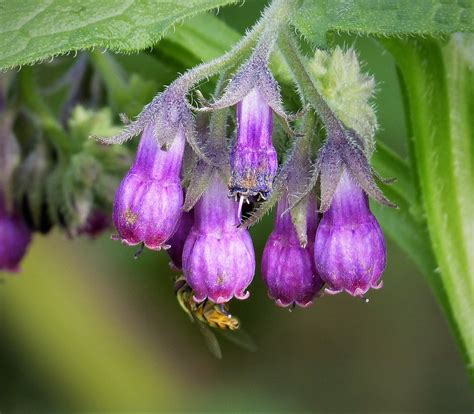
78, 209, 110, 238
0, 196, 32, 273
182, 172, 255, 303
112, 125, 184, 250
230, 87, 277, 200
167, 210, 193, 271
262, 194, 323, 307
314, 170, 386, 296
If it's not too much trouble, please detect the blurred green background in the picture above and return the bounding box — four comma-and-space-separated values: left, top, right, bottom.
1, 1, 473, 412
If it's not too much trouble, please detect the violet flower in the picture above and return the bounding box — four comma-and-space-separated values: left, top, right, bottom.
314, 170, 386, 296
78, 209, 110, 238
182, 172, 255, 303
230, 87, 277, 200
167, 210, 193, 271
202, 52, 291, 202
262, 194, 323, 307
0, 196, 32, 273
113, 125, 184, 250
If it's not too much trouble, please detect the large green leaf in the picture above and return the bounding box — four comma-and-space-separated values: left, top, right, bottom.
382, 36, 474, 380
292, 0, 474, 46
0, 0, 236, 70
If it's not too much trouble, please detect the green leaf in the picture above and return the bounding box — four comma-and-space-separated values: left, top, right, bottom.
292, 0, 474, 46
382, 35, 474, 380
163, 12, 241, 62
0, 0, 237, 70
371, 142, 416, 205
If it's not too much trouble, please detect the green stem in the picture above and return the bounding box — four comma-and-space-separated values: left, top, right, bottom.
173, 0, 298, 94
208, 72, 230, 144
90, 51, 128, 112
19, 67, 71, 156
383, 37, 474, 380
277, 27, 340, 131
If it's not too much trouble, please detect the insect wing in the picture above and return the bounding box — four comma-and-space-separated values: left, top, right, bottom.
217, 328, 258, 352
196, 319, 223, 359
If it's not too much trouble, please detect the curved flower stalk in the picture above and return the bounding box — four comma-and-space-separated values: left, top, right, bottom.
314, 170, 386, 296
113, 125, 185, 250
182, 172, 255, 303
277, 29, 396, 213
94, 0, 296, 167
194, 2, 296, 201
262, 193, 323, 307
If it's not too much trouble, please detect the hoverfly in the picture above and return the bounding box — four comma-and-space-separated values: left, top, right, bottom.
174, 275, 256, 358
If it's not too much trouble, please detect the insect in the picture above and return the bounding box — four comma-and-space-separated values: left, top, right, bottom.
174, 275, 256, 358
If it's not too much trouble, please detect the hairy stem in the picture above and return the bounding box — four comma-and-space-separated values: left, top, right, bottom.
173, 0, 297, 95
383, 37, 474, 380
277, 27, 340, 131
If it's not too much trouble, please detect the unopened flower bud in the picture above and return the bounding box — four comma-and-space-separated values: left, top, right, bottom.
262, 194, 323, 307
314, 170, 386, 296
113, 125, 184, 250
182, 173, 255, 303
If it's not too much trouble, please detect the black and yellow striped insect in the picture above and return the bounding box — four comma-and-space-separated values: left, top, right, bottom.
174, 275, 255, 358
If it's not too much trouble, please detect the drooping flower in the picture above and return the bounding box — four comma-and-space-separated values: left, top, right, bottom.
182, 172, 255, 303
0, 196, 32, 273
230, 87, 277, 200
262, 193, 323, 307
202, 50, 291, 200
112, 125, 184, 250
167, 211, 193, 271
314, 170, 386, 296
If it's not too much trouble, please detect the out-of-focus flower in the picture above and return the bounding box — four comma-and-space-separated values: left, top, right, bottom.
314, 170, 386, 296
78, 209, 110, 238
0, 195, 32, 273
262, 194, 323, 307
182, 172, 255, 303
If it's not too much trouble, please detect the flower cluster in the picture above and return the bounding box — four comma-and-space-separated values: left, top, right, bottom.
1, 16, 394, 313
105, 42, 394, 308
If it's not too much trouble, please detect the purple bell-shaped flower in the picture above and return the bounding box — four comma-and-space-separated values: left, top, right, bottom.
230, 87, 277, 200
0, 196, 32, 272
113, 125, 184, 250
314, 170, 386, 296
262, 194, 323, 307
182, 172, 255, 303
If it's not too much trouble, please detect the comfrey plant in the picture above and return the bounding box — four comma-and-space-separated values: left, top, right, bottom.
1, 0, 473, 375
99, 0, 394, 308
